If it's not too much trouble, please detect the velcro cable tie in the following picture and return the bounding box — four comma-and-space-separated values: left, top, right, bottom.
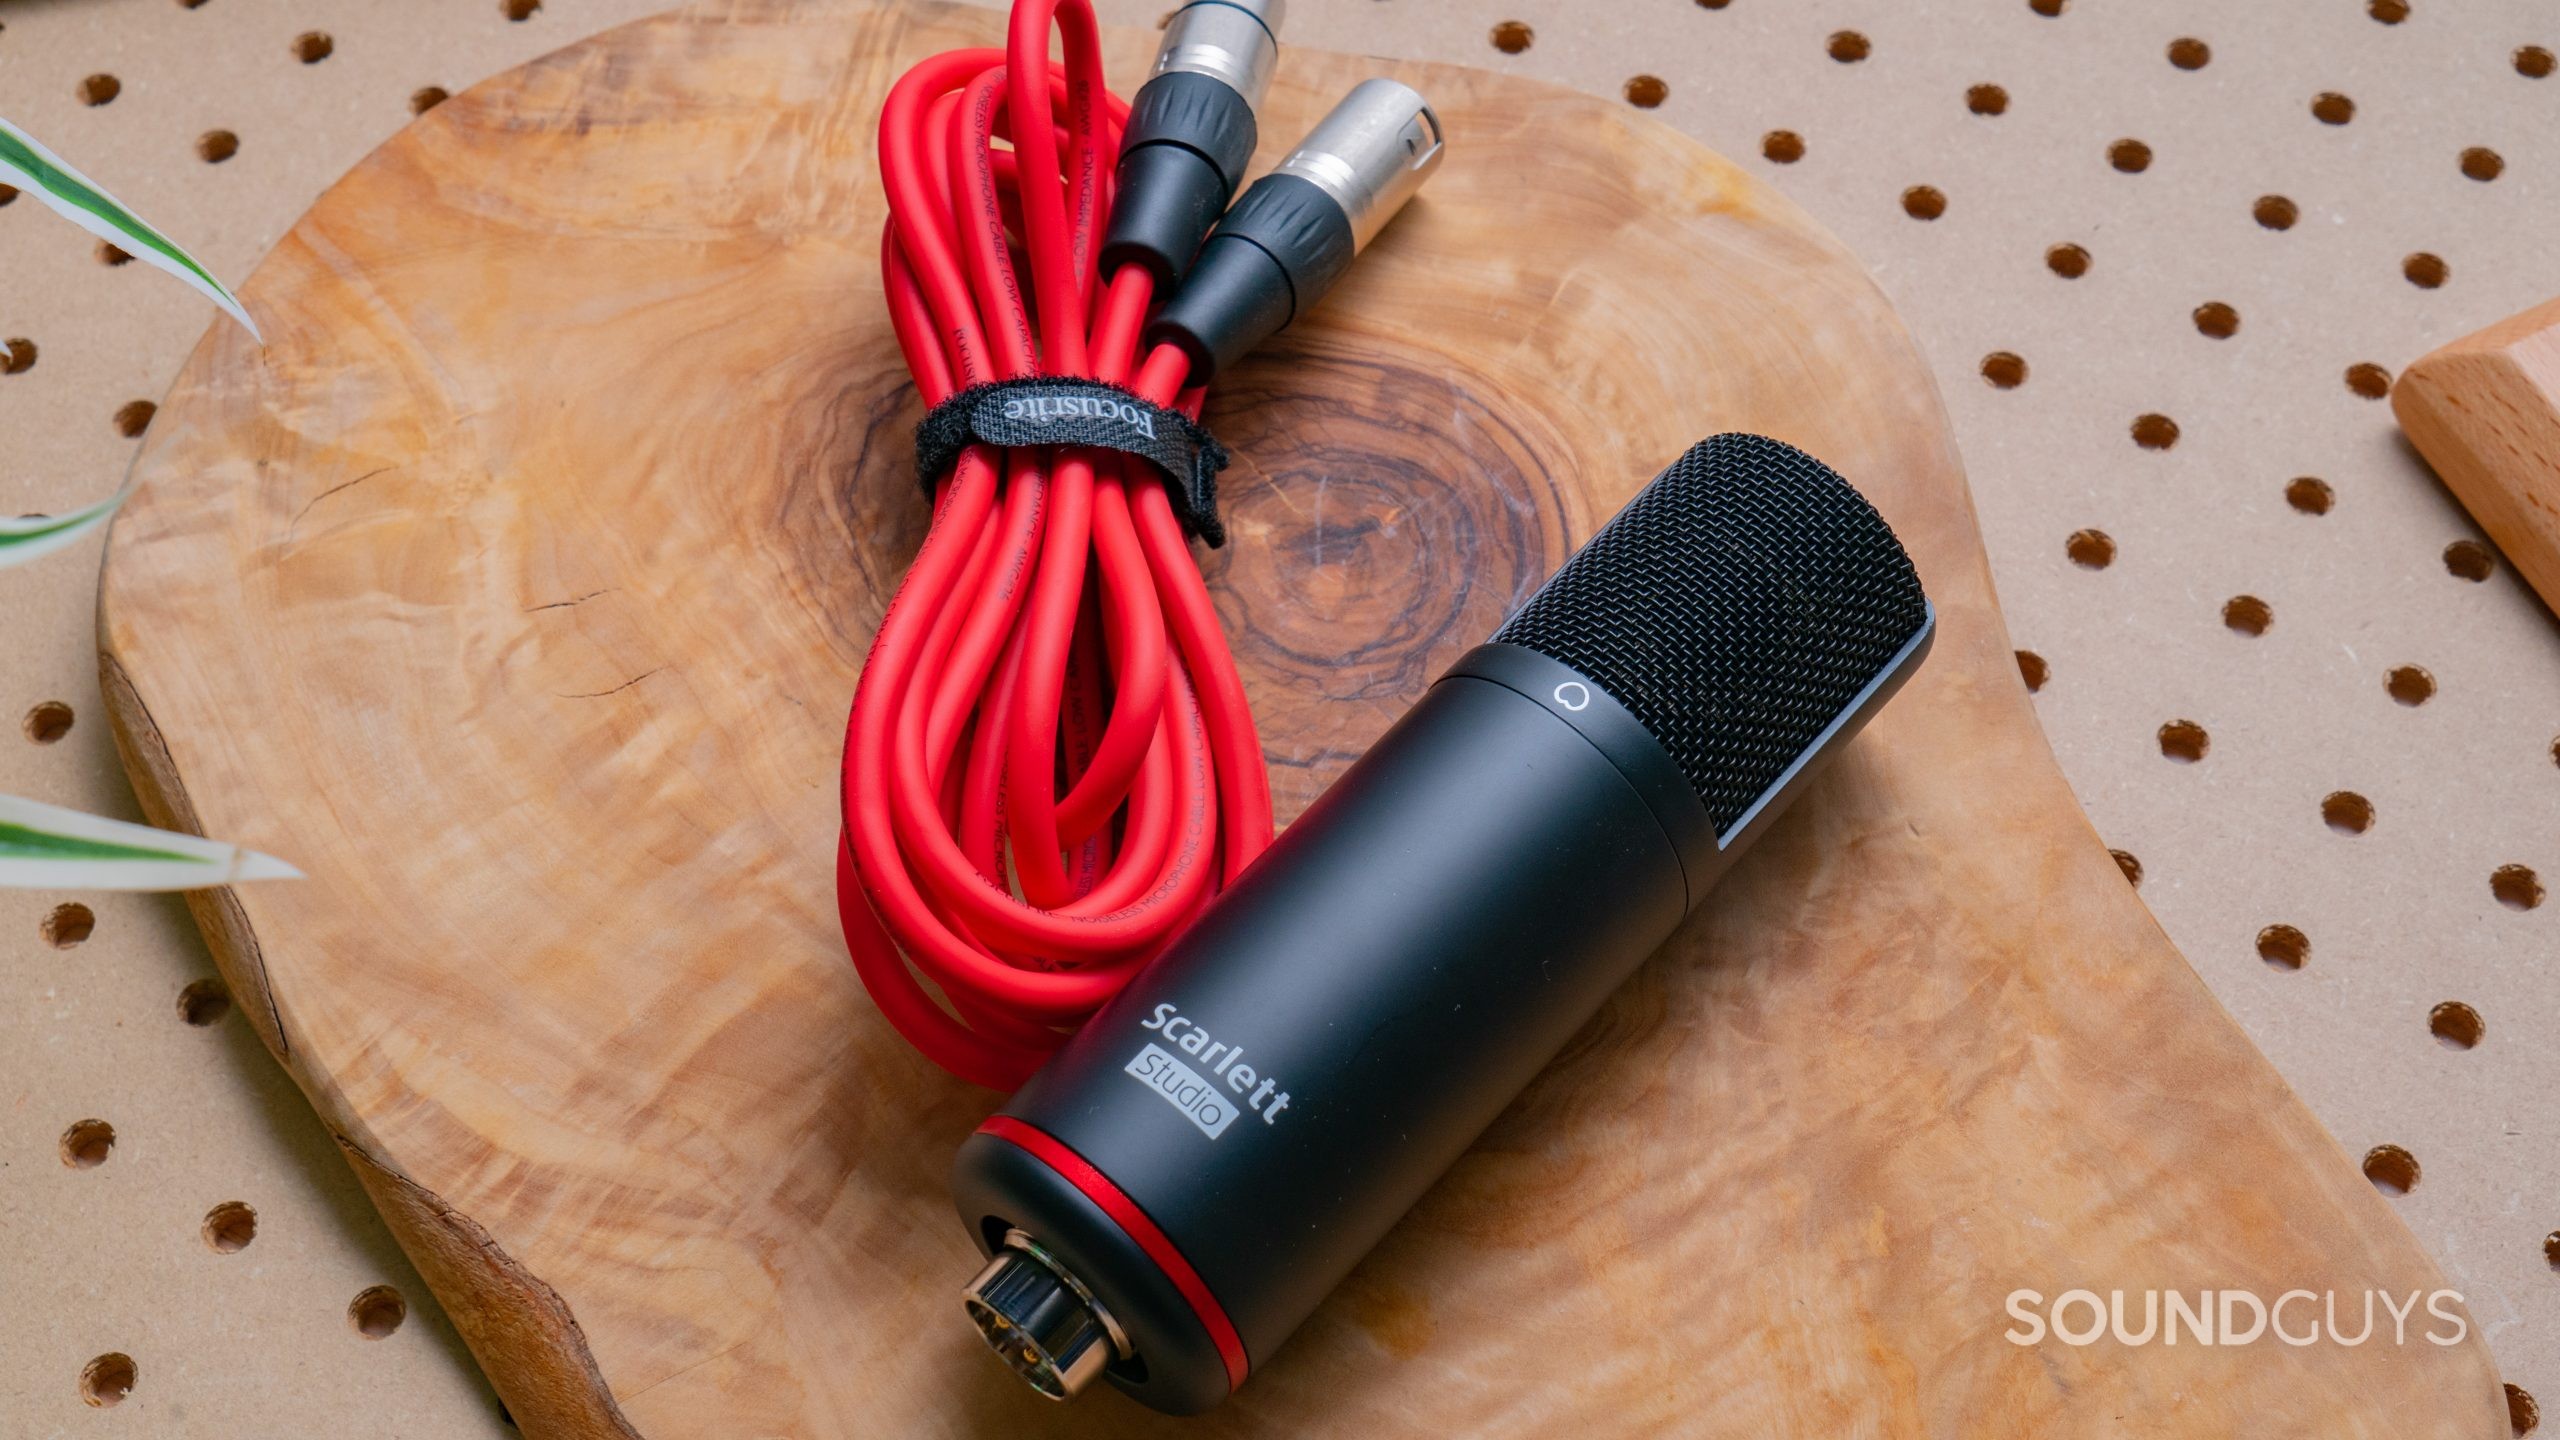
914, 378, 1231, 547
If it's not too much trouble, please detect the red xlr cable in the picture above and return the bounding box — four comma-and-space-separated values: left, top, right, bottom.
840, 0, 1443, 1090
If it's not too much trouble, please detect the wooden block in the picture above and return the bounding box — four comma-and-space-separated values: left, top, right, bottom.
96, 1, 2506, 1434
2395, 293, 2560, 613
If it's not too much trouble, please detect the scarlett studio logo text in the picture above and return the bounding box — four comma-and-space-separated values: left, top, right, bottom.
1125, 1003, 1292, 1141
2005, 1289, 2468, 1348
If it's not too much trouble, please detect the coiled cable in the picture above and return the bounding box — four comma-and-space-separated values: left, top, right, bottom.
838, 2, 1274, 1090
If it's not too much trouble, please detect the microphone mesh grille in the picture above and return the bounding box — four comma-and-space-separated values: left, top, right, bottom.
1493, 434, 1928, 834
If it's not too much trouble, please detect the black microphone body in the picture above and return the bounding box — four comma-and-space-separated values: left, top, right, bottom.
953, 435, 1935, 1414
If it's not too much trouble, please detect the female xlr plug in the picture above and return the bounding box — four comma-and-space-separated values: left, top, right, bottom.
1103, 0, 1287, 286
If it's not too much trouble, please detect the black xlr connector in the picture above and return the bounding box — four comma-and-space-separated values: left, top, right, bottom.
1101, 0, 1286, 288
1144, 78, 1445, 383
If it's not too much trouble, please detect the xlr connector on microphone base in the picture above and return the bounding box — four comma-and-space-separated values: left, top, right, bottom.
959, 1230, 1128, 1402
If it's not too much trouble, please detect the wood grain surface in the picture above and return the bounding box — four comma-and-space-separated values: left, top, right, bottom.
2395, 293, 2560, 621
96, 1, 2507, 1434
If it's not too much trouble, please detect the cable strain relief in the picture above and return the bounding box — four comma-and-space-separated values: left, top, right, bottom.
1142, 235, 1288, 384
1101, 145, 1235, 289
1142, 174, 1352, 382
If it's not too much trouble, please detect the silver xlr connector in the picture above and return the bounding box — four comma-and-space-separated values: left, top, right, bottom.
1270, 77, 1445, 252
1141, 75, 1447, 379
960, 1230, 1130, 1401
1153, 0, 1287, 112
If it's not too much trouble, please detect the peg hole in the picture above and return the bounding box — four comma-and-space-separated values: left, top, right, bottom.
24, 700, 74, 743
2362, 1144, 2420, 1196
2066, 529, 2115, 569
203, 1201, 257, 1253
79, 1354, 135, 1408
2158, 720, 2209, 762
2386, 665, 2434, 705
61, 1118, 115, 1168
2322, 791, 2375, 834
2492, 864, 2543, 910
179, 977, 232, 1026
2257, 924, 2309, 970
44, 902, 95, 949
2428, 1001, 2483, 1050
351, 1286, 408, 1338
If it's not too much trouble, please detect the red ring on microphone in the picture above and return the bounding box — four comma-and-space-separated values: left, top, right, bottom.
976, 1115, 1250, 1392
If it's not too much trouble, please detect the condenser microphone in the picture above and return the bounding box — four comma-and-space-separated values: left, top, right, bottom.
950, 433, 1935, 1413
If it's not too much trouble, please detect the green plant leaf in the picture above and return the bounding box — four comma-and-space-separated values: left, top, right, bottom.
0, 115, 258, 339
0, 793, 298, 890
0, 487, 126, 570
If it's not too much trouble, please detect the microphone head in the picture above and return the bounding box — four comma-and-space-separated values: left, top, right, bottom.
1492, 433, 1931, 840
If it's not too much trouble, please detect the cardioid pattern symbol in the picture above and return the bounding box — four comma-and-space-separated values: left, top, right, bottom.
1494, 434, 1929, 833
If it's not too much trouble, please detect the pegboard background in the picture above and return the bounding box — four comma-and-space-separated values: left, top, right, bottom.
0, 0, 2550, 1434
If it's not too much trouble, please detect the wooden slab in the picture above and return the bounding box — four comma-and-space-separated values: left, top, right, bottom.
2395, 293, 2560, 619
96, 1, 2507, 1434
